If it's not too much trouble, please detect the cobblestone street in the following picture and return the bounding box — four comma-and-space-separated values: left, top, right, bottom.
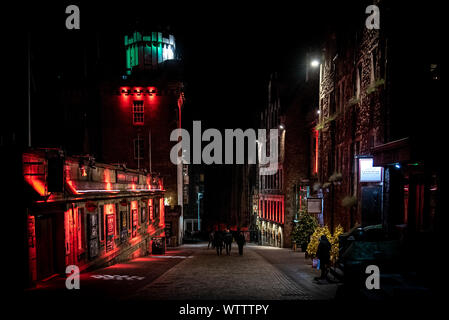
25, 243, 337, 302
129, 243, 337, 300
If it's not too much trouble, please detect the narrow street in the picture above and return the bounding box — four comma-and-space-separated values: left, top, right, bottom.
25, 243, 337, 302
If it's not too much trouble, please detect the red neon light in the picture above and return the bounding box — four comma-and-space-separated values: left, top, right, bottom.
276, 201, 279, 223
269, 200, 272, 221
282, 199, 284, 224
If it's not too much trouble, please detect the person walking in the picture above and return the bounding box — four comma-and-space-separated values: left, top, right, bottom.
223, 228, 233, 255
214, 229, 223, 256
236, 229, 246, 256
208, 231, 214, 249
315, 235, 331, 281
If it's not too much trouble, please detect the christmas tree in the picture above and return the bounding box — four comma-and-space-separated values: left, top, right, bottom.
291, 209, 318, 249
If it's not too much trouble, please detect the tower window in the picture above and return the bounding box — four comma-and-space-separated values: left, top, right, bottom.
133, 100, 144, 125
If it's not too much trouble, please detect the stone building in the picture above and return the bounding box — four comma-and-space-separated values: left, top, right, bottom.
255, 71, 318, 248
317, 1, 388, 232
317, 0, 444, 240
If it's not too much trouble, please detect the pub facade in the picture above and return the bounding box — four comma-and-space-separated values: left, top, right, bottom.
25, 149, 166, 284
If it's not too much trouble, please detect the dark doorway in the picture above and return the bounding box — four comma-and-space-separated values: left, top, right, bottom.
35, 214, 56, 280
361, 185, 382, 226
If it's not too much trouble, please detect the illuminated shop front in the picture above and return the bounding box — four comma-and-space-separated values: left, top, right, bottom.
256, 195, 285, 247
24, 150, 166, 283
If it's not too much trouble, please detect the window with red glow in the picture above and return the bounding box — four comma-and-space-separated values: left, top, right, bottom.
154, 198, 159, 221
132, 209, 138, 237
262, 199, 265, 219
149, 199, 154, 220
77, 208, 86, 252
141, 206, 147, 224
100, 205, 105, 241
281, 201, 284, 224
133, 100, 144, 125
276, 201, 281, 222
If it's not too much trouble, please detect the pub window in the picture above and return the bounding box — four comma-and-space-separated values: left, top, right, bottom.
263, 200, 268, 219
154, 198, 160, 221
141, 206, 147, 224
77, 208, 86, 252
115, 204, 120, 236
128, 204, 131, 232
133, 100, 144, 125
100, 205, 105, 241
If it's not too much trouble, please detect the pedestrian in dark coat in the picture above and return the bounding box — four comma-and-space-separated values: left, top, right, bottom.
208, 231, 214, 249
223, 228, 233, 255
214, 230, 223, 256
315, 235, 331, 280
236, 230, 246, 256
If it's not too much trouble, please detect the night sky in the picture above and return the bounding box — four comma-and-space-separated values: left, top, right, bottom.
22, 1, 349, 130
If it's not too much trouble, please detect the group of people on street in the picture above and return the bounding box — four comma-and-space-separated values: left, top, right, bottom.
208, 227, 246, 256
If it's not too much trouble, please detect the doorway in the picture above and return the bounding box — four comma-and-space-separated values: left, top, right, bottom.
35, 214, 56, 280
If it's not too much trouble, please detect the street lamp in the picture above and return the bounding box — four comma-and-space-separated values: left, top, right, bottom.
310, 59, 320, 68
197, 192, 203, 232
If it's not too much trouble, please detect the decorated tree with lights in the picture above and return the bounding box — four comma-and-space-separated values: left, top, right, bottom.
306, 224, 344, 265
330, 225, 344, 264
306, 225, 332, 258
291, 209, 318, 250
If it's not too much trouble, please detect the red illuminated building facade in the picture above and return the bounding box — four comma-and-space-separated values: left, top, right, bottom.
99, 30, 185, 245
256, 74, 286, 247
24, 149, 166, 283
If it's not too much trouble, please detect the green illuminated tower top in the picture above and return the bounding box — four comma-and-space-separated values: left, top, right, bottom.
124, 31, 176, 75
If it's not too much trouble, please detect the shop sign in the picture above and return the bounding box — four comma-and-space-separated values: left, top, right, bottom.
359, 158, 383, 182
106, 214, 115, 252
307, 198, 322, 214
